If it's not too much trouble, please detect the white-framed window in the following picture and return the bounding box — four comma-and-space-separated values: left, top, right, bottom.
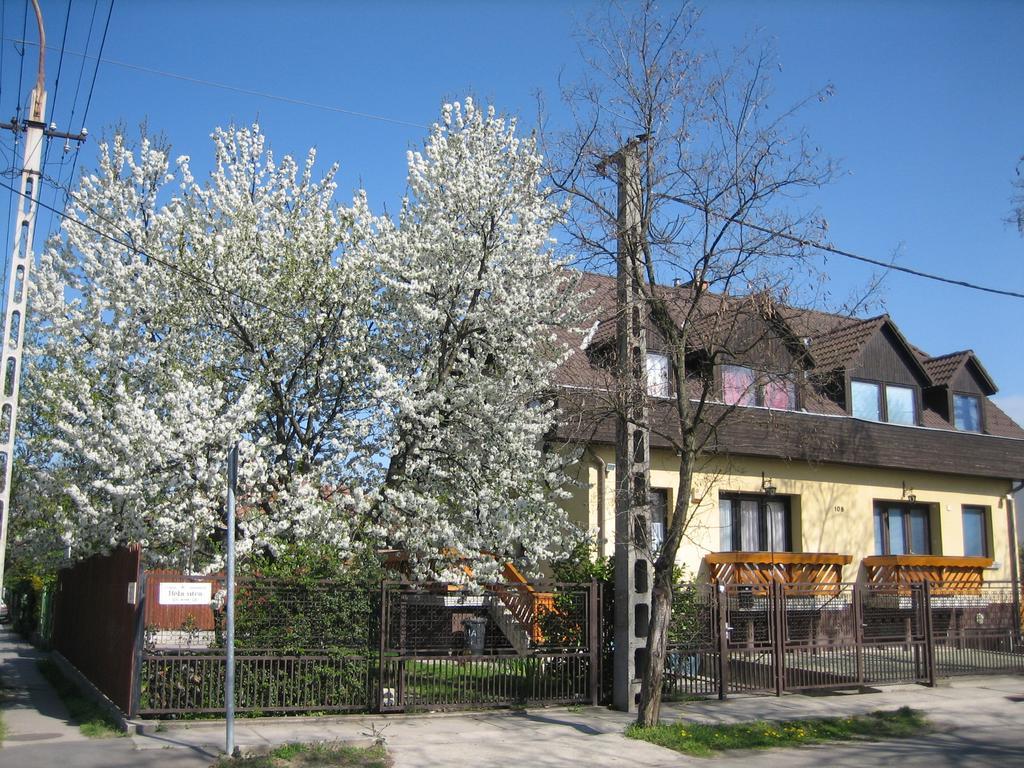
646, 353, 670, 398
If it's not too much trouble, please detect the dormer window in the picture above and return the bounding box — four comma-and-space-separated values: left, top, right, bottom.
851, 379, 916, 425
953, 393, 981, 432
885, 385, 915, 425
722, 365, 795, 410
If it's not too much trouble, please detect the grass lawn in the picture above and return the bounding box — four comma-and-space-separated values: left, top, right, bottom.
626, 706, 930, 757
213, 742, 390, 767
36, 659, 122, 738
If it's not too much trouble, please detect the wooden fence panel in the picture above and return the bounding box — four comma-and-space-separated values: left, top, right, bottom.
51, 546, 142, 714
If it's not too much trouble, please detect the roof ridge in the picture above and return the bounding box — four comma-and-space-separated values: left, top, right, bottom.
925, 349, 972, 362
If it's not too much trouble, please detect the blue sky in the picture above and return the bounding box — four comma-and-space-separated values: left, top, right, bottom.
2, 0, 1022, 421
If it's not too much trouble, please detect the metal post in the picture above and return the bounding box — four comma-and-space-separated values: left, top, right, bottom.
852, 582, 865, 685
377, 580, 388, 712
922, 579, 936, 687
773, 581, 785, 696
1006, 492, 1021, 639
588, 578, 600, 706
225, 442, 238, 756
716, 585, 729, 700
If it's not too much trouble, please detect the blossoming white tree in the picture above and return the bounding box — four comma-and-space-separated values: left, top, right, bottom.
23, 127, 378, 566
17, 101, 581, 577
371, 99, 580, 580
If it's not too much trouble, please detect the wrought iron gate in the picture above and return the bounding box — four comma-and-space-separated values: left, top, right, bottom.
378, 580, 601, 711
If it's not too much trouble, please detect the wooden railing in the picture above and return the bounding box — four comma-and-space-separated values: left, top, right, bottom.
704, 552, 852, 595
862, 555, 993, 596
496, 562, 555, 643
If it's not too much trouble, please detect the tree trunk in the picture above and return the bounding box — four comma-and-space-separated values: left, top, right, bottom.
636, 447, 695, 727
636, 567, 673, 726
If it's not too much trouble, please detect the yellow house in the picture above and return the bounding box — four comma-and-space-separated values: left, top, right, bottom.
556, 272, 1024, 594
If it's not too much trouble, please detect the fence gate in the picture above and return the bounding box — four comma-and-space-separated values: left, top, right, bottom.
721, 583, 782, 695
378, 580, 600, 711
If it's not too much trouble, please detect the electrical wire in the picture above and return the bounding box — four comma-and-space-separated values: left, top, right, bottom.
2, 34, 428, 130
1, 1, 30, 321
38, 0, 72, 244
669, 196, 1024, 301
60, 0, 112, 215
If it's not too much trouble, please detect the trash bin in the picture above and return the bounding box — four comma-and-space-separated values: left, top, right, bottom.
464, 616, 487, 654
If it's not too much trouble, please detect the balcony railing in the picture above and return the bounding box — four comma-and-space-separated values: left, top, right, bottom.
862, 555, 993, 596
704, 552, 852, 594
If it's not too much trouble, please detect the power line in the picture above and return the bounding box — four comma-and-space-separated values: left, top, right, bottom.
53, 0, 112, 231
2, 34, 428, 130
0, 176, 305, 323
38, 0, 73, 245
77, 0, 111, 135
669, 196, 1024, 301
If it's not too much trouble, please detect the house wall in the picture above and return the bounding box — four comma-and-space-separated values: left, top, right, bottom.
566, 445, 1016, 582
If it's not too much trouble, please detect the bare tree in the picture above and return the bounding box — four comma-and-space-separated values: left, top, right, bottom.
548, 1, 840, 726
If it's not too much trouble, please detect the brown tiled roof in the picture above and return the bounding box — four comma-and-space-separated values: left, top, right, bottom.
551, 269, 1024, 443
922, 350, 973, 385
807, 315, 888, 371
919, 349, 998, 395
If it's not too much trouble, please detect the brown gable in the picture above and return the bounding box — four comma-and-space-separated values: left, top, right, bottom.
922, 350, 972, 383
922, 350, 998, 395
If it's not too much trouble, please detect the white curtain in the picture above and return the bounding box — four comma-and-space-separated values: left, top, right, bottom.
719, 499, 733, 550
767, 500, 786, 551
740, 500, 759, 551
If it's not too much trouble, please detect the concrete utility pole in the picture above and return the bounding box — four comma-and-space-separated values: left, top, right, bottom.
603, 136, 653, 712
0, 0, 87, 588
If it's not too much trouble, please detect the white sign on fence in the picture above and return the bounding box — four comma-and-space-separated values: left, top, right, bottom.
158, 582, 212, 606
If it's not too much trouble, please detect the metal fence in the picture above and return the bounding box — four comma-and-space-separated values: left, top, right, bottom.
663, 580, 1024, 699
138, 573, 378, 716
378, 581, 601, 711
138, 573, 600, 717
45, 547, 1021, 718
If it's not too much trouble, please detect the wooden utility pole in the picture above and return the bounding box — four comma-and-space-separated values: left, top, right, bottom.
0, 0, 87, 588
602, 136, 652, 712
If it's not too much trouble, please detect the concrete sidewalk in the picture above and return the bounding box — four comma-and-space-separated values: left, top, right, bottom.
0, 627, 86, 747
133, 675, 1024, 767
4, 624, 1022, 767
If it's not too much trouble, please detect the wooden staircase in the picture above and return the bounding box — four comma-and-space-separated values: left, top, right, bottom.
488, 563, 555, 655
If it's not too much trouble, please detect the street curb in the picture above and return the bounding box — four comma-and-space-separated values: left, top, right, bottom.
128, 703, 594, 735
50, 650, 136, 734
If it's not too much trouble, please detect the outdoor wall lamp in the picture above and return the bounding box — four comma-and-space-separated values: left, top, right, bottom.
761, 472, 777, 496
902, 481, 917, 503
